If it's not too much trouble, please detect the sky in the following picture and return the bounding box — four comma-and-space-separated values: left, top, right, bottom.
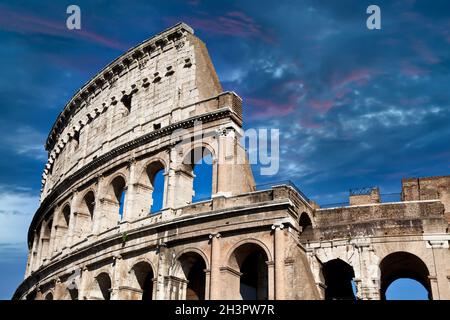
0, 0, 448, 299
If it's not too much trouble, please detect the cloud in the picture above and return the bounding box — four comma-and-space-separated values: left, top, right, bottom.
0, 185, 38, 245
165, 11, 275, 43
0, 4, 128, 51
0, 126, 47, 162
246, 97, 296, 118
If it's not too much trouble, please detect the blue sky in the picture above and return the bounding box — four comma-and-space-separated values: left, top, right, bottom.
0, 0, 448, 299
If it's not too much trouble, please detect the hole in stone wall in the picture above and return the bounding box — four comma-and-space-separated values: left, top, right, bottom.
322, 259, 356, 300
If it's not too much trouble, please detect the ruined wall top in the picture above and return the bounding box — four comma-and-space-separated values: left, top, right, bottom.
40, 22, 241, 200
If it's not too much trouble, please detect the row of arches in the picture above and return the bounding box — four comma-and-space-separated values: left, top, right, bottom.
37, 242, 269, 300
322, 252, 432, 300
31, 246, 431, 300
30, 149, 214, 272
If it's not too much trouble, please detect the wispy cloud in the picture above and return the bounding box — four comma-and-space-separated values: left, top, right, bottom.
165, 11, 275, 43
0, 185, 38, 245
0, 126, 47, 161
0, 4, 128, 51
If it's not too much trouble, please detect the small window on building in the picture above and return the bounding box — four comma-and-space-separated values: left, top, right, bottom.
153, 123, 161, 130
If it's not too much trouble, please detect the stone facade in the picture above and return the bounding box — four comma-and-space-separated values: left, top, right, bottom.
14, 23, 450, 300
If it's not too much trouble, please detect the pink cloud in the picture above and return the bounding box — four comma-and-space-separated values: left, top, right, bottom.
332, 68, 375, 89
400, 61, 428, 77
309, 99, 334, 114
299, 116, 321, 129
166, 11, 275, 43
246, 97, 296, 118
412, 40, 440, 65
0, 4, 128, 51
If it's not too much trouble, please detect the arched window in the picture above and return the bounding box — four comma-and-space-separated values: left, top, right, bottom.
110, 176, 126, 219
228, 243, 269, 300
140, 161, 165, 214
57, 205, 70, 251
132, 262, 155, 300
299, 212, 312, 233
151, 169, 165, 213
82, 191, 95, 220
181, 147, 213, 204
73, 191, 95, 241
380, 251, 431, 300
385, 279, 429, 300
92, 272, 112, 300
177, 252, 207, 300
322, 259, 356, 300
44, 292, 53, 300
68, 288, 78, 300
40, 218, 53, 262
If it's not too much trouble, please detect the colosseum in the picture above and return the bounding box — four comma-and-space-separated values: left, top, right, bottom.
13, 23, 450, 300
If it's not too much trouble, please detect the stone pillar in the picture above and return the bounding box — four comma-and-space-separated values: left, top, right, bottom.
124, 158, 137, 221
154, 243, 169, 300
355, 243, 380, 300
30, 230, 39, 272
66, 193, 78, 248
110, 255, 123, 300
272, 223, 285, 300
427, 240, 450, 300
164, 147, 178, 209
78, 267, 89, 300
267, 261, 275, 300
209, 233, 221, 300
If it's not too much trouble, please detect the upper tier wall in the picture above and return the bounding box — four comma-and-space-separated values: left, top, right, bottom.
41, 23, 225, 201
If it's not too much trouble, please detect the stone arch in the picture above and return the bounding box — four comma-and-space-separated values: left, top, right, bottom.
39, 217, 53, 263
66, 287, 79, 300
174, 143, 217, 206
107, 174, 127, 219
226, 238, 273, 265
322, 258, 356, 300
73, 190, 96, 241
174, 250, 208, 300
56, 203, 71, 251
44, 291, 53, 300
138, 159, 167, 214
90, 271, 112, 300
379, 251, 432, 300
130, 260, 155, 300
174, 247, 210, 271
299, 212, 313, 233
227, 240, 271, 300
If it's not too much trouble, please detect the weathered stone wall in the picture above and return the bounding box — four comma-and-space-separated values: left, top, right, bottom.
402, 176, 450, 223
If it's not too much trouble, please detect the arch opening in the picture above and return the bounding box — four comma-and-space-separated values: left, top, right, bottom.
132, 261, 155, 300
322, 259, 356, 300
299, 212, 312, 234
182, 146, 213, 204
44, 292, 53, 300
177, 252, 207, 300
93, 272, 112, 300
380, 251, 431, 300
229, 243, 269, 300
385, 278, 429, 300
40, 218, 53, 261
141, 161, 165, 214
110, 176, 126, 219
82, 191, 95, 220
68, 288, 78, 300
73, 191, 95, 241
